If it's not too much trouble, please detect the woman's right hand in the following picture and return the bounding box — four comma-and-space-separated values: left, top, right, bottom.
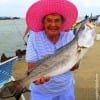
28, 63, 50, 85
34, 76, 50, 85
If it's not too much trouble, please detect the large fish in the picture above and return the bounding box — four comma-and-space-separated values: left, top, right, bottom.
0, 19, 96, 99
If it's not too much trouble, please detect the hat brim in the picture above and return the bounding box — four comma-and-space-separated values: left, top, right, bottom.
26, 0, 78, 32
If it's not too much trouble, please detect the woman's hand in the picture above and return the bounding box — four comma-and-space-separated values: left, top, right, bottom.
70, 62, 80, 71
34, 76, 50, 85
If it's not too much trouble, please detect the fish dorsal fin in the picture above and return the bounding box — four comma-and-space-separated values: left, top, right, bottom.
27, 54, 53, 75
36, 54, 52, 65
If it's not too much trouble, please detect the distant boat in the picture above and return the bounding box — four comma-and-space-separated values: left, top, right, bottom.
0, 17, 20, 20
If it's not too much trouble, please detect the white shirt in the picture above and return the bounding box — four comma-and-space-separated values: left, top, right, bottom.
26, 30, 75, 96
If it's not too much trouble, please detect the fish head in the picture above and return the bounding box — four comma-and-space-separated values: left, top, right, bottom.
77, 20, 96, 48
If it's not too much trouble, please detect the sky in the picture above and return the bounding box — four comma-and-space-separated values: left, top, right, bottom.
0, 0, 100, 18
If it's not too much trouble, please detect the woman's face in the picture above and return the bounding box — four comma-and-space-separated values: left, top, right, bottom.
43, 14, 64, 36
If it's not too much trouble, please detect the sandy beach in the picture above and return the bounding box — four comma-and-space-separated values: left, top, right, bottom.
1, 26, 100, 100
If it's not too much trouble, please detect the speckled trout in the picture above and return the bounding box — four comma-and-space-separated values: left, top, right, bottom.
0, 19, 96, 99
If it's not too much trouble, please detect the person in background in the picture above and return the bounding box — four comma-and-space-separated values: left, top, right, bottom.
25, 0, 78, 100
0, 53, 8, 62
85, 14, 89, 20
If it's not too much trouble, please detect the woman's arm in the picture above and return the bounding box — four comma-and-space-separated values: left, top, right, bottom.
23, 27, 29, 39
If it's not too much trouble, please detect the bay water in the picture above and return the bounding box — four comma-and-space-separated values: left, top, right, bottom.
0, 17, 83, 57
0, 19, 27, 57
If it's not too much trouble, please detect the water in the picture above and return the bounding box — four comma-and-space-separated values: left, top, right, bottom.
0, 17, 83, 57
0, 19, 26, 57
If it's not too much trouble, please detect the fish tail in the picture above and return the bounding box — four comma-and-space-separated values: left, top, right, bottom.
0, 80, 30, 100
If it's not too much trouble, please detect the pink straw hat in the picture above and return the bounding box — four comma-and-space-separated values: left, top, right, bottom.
26, 0, 78, 32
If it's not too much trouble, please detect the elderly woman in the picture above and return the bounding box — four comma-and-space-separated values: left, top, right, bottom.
26, 0, 78, 100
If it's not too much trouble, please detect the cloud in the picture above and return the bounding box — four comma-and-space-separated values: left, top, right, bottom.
71, 0, 100, 8
69, 0, 100, 16
0, 0, 34, 17
0, 0, 100, 17
0, 0, 9, 6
